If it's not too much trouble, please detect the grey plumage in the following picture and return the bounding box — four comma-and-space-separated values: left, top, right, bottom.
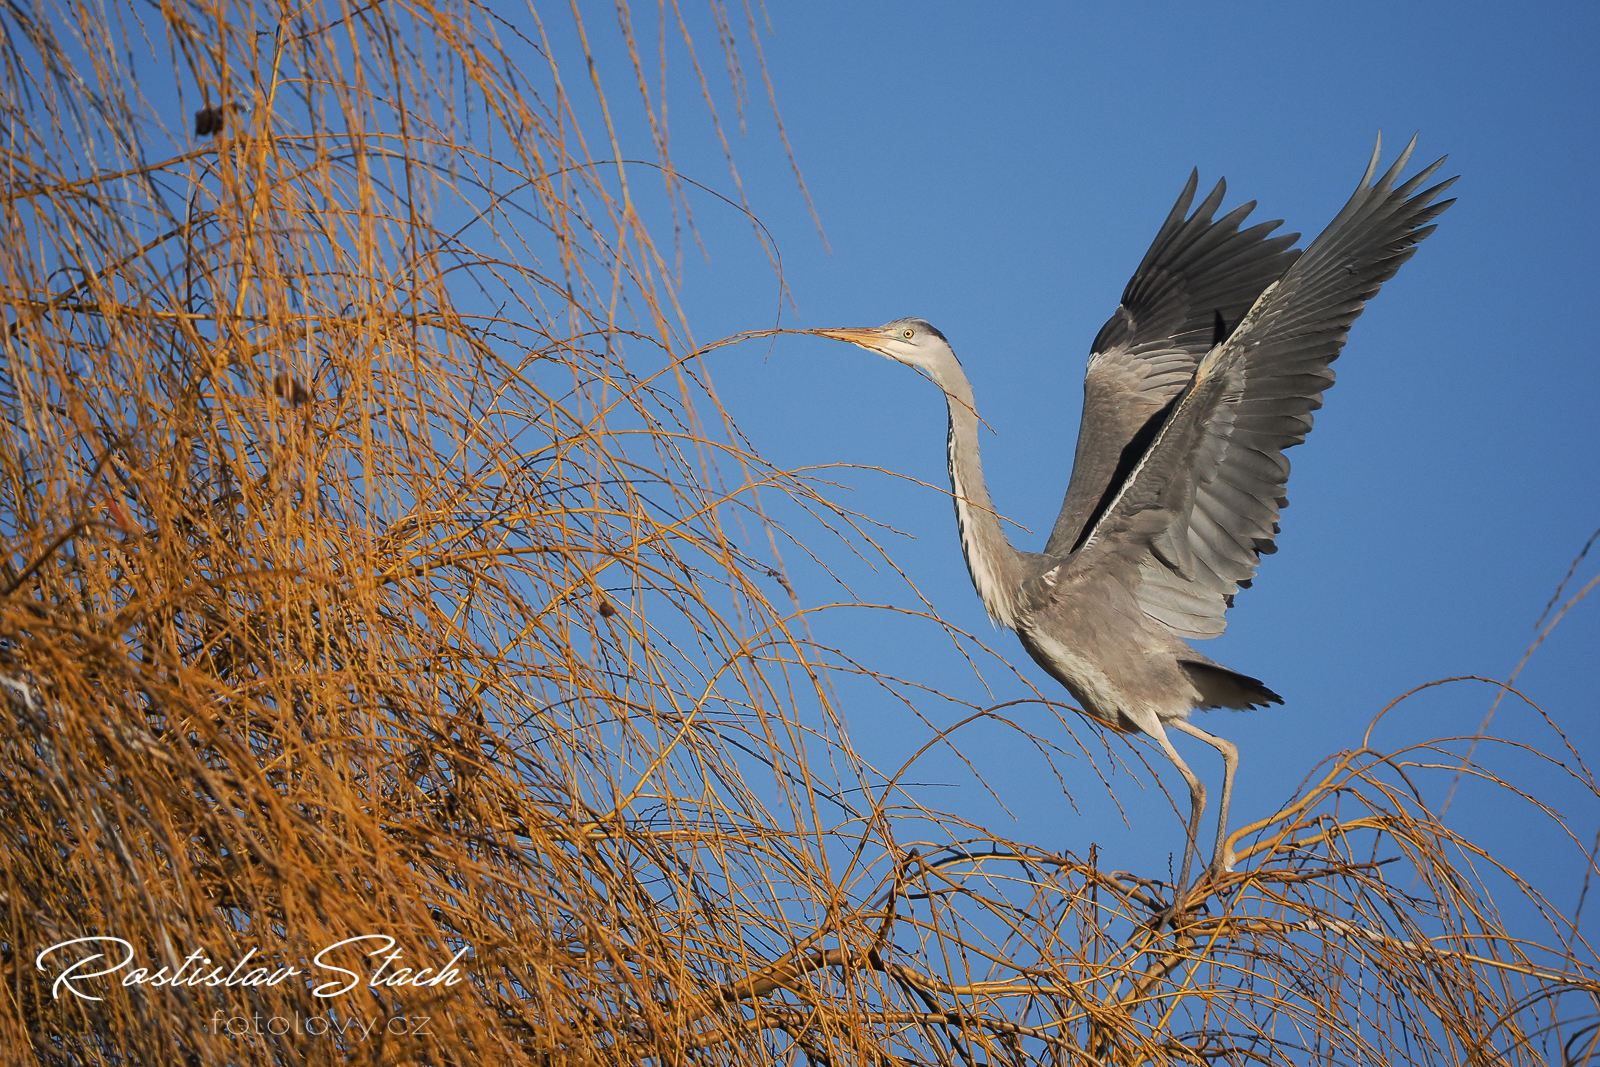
815, 136, 1455, 913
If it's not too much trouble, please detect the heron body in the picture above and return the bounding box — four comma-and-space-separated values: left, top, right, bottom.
817, 136, 1454, 909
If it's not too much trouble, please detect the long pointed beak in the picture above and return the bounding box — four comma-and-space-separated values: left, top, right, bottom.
813, 326, 891, 355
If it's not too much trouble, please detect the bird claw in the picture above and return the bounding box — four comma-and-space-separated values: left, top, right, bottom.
1151, 895, 1211, 931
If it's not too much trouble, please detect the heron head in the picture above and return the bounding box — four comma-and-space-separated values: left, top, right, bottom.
814, 318, 954, 373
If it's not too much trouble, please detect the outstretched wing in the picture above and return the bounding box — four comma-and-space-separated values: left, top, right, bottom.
1070, 136, 1456, 639
1044, 172, 1302, 559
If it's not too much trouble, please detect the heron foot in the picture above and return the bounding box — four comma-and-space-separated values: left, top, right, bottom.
1151, 897, 1207, 930
1150, 883, 1204, 930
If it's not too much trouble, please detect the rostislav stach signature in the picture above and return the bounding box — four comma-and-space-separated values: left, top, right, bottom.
35, 935, 471, 1001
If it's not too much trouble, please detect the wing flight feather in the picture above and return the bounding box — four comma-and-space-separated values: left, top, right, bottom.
1046, 173, 1302, 558
1065, 136, 1456, 638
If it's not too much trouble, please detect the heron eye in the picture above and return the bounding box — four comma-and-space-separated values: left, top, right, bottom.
902, 328, 914, 339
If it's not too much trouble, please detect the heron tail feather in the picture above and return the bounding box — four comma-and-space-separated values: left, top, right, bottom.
1180, 660, 1284, 711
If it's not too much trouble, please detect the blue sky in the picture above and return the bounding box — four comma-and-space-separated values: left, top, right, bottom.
97, 0, 1591, 925
573, 1, 1600, 908
19, 0, 1593, 1031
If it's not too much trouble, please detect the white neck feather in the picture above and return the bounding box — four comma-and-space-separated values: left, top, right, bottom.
933, 366, 1023, 629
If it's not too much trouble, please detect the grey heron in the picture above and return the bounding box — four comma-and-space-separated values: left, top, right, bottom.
815, 136, 1454, 911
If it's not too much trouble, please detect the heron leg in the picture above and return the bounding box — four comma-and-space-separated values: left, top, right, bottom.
1147, 721, 1206, 920
1171, 719, 1240, 874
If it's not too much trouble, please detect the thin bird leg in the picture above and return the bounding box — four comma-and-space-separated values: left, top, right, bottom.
1146, 720, 1206, 921
1171, 718, 1240, 875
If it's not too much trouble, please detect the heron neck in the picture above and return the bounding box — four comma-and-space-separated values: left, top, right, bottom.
927, 359, 1025, 629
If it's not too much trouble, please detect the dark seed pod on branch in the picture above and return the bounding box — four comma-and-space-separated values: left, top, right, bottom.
194, 104, 225, 136
272, 372, 310, 406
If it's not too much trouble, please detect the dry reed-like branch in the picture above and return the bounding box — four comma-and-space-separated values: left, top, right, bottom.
1, 3, 1593, 1065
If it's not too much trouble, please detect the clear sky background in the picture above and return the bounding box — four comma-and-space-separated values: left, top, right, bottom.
568, 0, 1600, 915
33, 0, 1588, 958
23, 0, 1594, 1015
86, 0, 1583, 927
